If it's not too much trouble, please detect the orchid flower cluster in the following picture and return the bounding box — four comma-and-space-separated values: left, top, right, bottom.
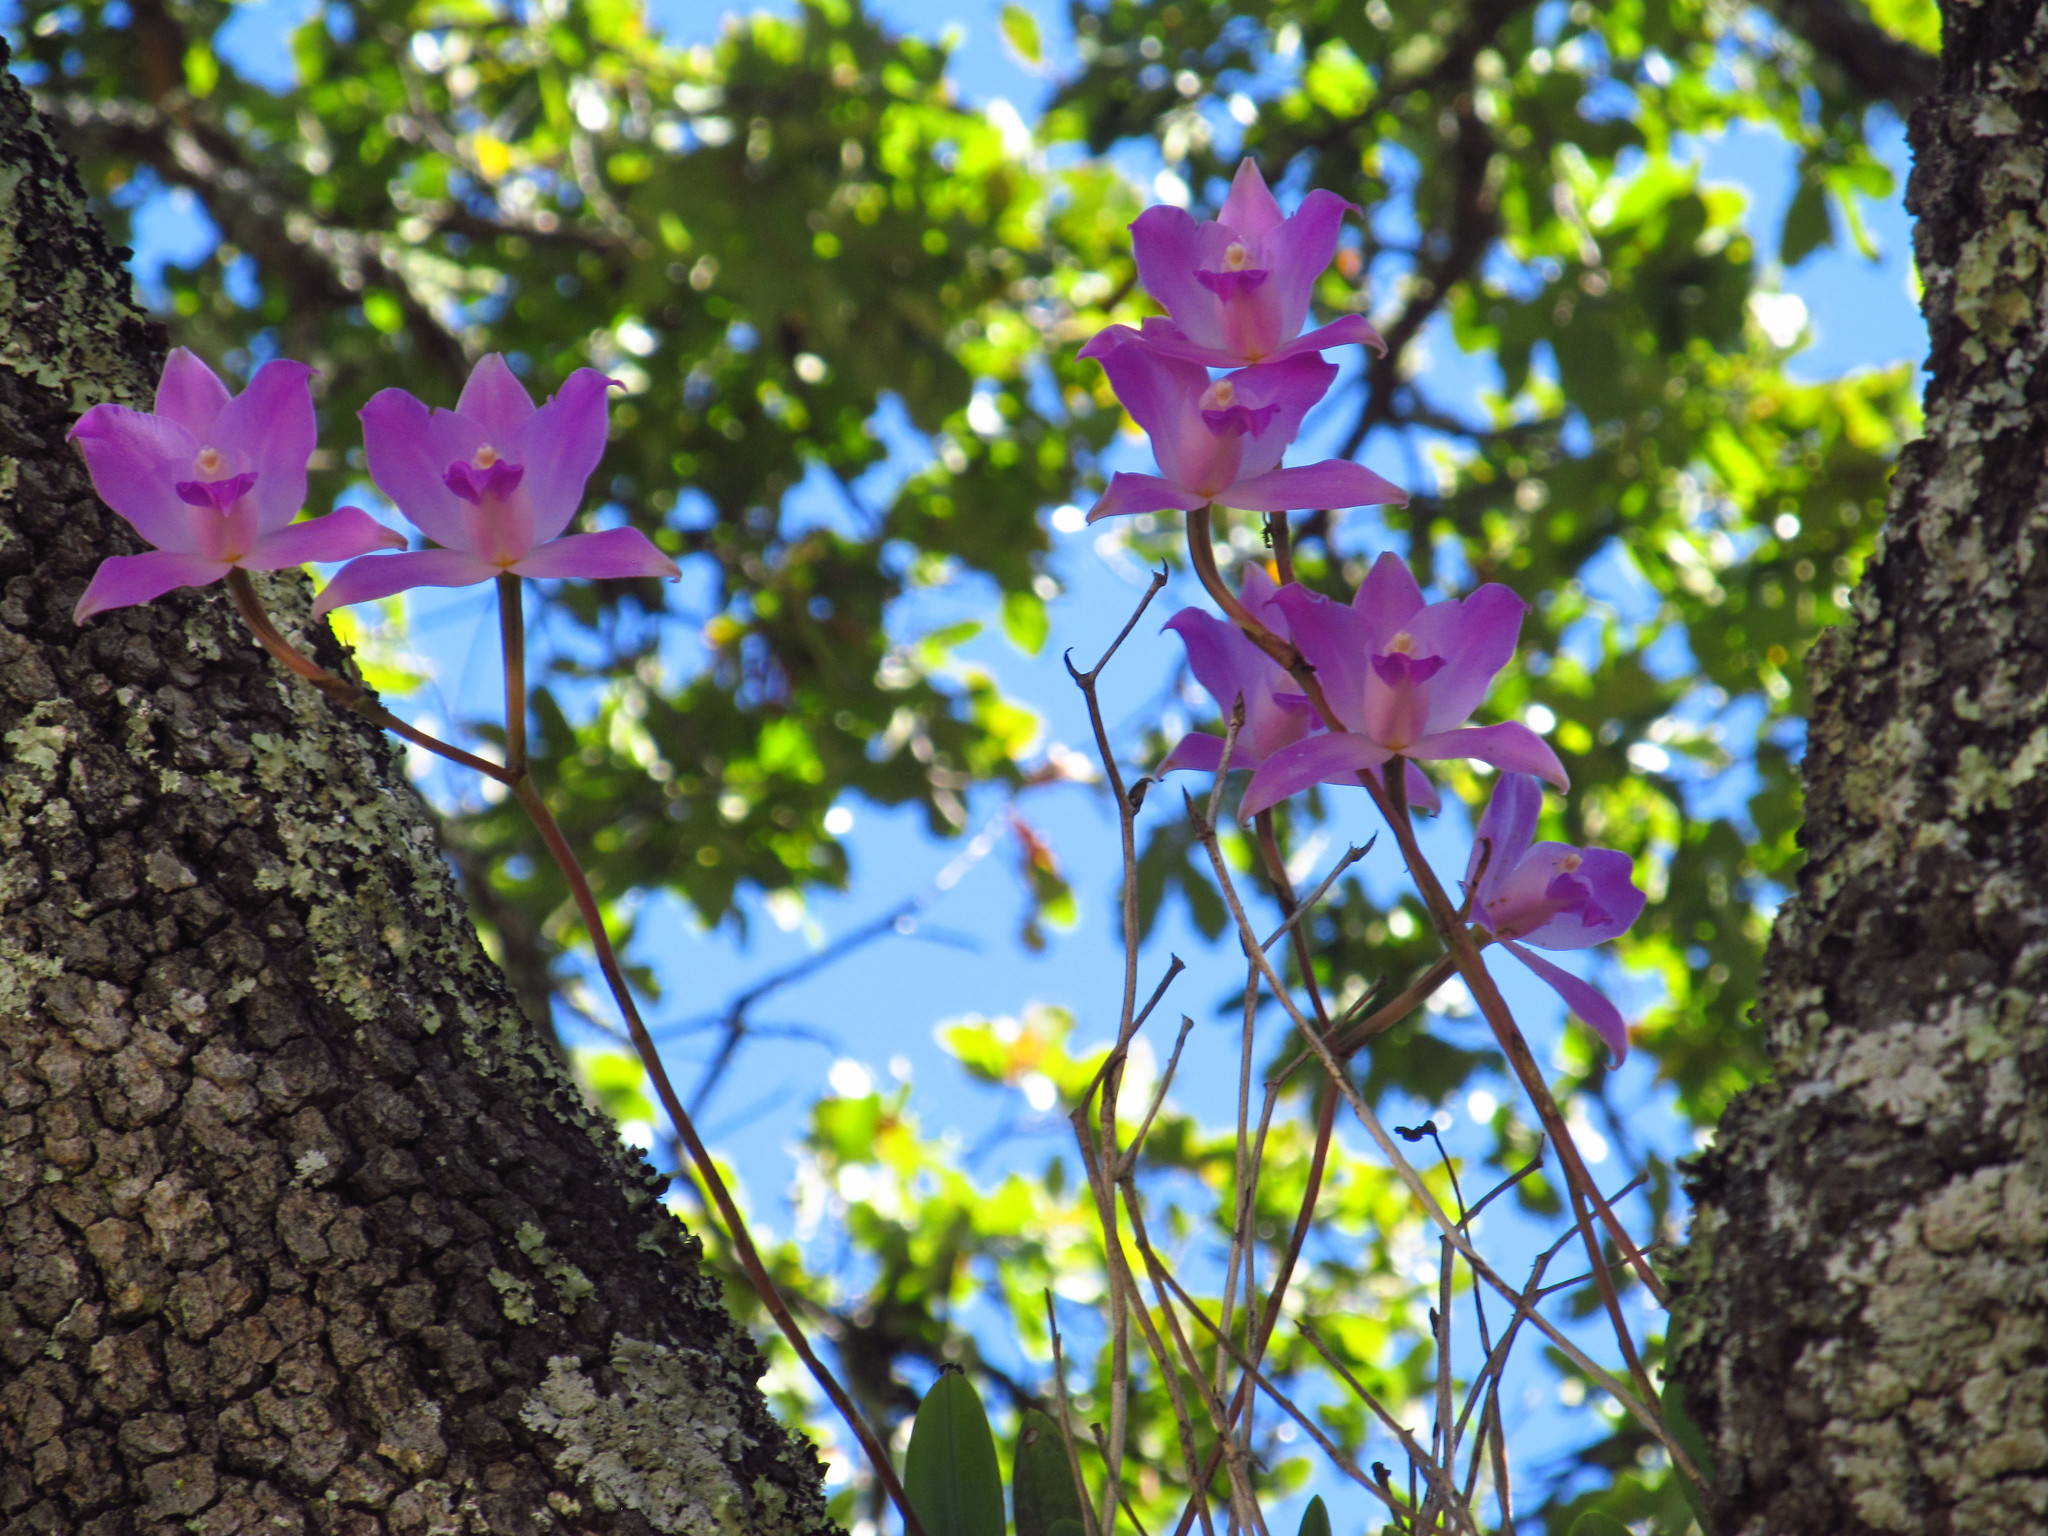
1082, 161, 1646, 1058
69, 348, 680, 624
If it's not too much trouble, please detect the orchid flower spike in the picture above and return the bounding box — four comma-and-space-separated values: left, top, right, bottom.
69, 349, 403, 623
1463, 772, 1647, 1060
1078, 330, 1405, 523
1239, 552, 1567, 818
313, 354, 680, 614
1127, 159, 1387, 368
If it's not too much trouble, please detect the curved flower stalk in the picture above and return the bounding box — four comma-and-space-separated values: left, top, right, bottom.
69, 349, 403, 622
1464, 773, 1647, 1059
1239, 552, 1568, 817
1129, 159, 1387, 367
313, 354, 679, 614
1078, 332, 1406, 523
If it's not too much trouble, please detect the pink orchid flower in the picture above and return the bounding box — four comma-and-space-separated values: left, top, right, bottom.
1158, 565, 1444, 814
1128, 160, 1387, 368
1158, 566, 1316, 775
313, 354, 679, 614
1463, 772, 1646, 1060
69, 349, 403, 623
1239, 552, 1567, 817
1078, 330, 1406, 523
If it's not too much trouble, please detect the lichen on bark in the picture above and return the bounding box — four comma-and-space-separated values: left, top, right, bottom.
1671, 6, 2048, 1533
0, 44, 835, 1536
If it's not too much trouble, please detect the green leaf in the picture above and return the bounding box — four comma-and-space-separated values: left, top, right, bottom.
1566, 1514, 1631, 1536
1002, 590, 1050, 656
1662, 1375, 1716, 1530
1296, 1495, 1332, 1536
1012, 1409, 1085, 1536
999, 3, 1043, 66
1780, 180, 1831, 266
905, 1369, 1004, 1536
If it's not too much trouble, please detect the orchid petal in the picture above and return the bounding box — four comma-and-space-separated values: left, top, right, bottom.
1408, 583, 1525, 732
1504, 942, 1631, 1062
1219, 354, 1337, 479
1407, 723, 1569, 790
1225, 459, 1408, 513
1088, 332, 1217, 487
1272, 584, 1372, 732
361, 389, 474, 550
1258, 314, 1389, 361
1259, 189, 1356, 347
210, 359, 316, 533
1466, 772, 1544, 899
514, 369, 617, 544
1158, 732, 1229, 775
73, 551, 229, 623
1087, 472, 1209, 523
510, 527, 680, 582
153, 348, 232, 436
456, 354, 537, 444
1353, 551, 1426, 635
311, 547, 500, 615
240, 507, 408, 571
1517, 848, 1646, 948
1218, 159, 1285, 241
68, 404, 204, 551
1239, 731, 1393, 819
1129, 208, 1224, 353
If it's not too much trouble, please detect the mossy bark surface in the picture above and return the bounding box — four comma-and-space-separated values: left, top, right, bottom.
1671, 4, 2048, 1533
0, 47, 835, 1536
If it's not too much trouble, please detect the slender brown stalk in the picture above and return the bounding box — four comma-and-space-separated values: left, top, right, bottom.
497, 572, 527, 778
227, 571, 511, 781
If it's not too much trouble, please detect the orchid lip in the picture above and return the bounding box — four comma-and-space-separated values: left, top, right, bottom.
173, 471, 259, 510
444, 457, 527, 504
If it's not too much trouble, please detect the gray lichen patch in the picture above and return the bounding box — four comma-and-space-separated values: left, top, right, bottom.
522, 1337, 762, 1533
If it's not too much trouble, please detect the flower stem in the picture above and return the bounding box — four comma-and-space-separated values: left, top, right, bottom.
225, 571, 512, 784
497, 573, 528, 779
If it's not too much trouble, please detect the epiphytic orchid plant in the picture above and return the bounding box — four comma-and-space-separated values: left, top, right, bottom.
70, 350, 925, 1536
1054, 158, 1691, 1536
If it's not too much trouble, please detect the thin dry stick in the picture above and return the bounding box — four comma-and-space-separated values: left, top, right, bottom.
1065, 567, 1175, 1536
227, 573, 924, 1536
1156, 1266, 1471, 1536
1290, 1317, 1483, 1536
1186, 781, 1699, 1482
1044, 1293, 1105, 1536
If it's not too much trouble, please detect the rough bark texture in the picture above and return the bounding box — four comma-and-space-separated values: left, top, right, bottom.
0, 50, 836, 1536
1671, 4, 2048, 1534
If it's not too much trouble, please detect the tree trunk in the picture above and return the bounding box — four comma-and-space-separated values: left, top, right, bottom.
1671, 4, 2048, 1533
0, 50, 834, 1536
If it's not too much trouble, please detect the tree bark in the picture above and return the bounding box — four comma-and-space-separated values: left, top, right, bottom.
0, 49, 835, 1536
1672, 4, 2048, 1533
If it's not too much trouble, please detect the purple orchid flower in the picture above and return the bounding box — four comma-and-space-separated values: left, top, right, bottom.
1077, 331, 1406, 523
1157, 566, 1443, 813
1157, 565, 1315, 775
1128, 160, 1387, 367
313, 354, 679, 614
1238, 552, 1567, 817
69, 349, 404, 623
1463, 772, 1646, 1060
